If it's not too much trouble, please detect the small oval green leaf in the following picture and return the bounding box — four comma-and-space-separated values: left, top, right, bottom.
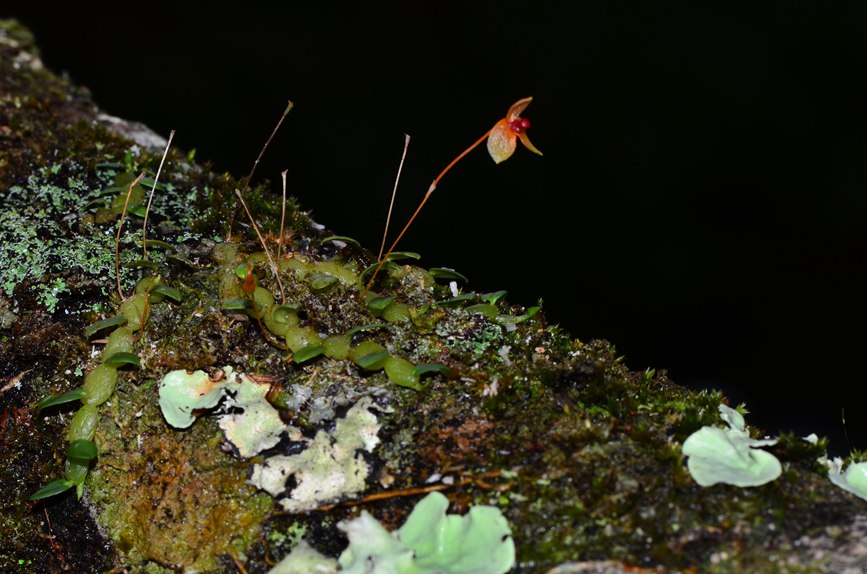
481, 290, 508, 305
29, 478, 74, 500
385, 251, 421, 262
67, 439, 98, 461
413, 363, 453, 378
429, 267, 468, 282
143, 239, 176, 251
270, 304, 300, 325
36, 389, 85, 411
221, 299, 253, 311
293, 344, 326, 363
126, 203, 147, 217
84, 316, 128, 339
465, 303, 498, 319
359, 260, 399, 282
103, 352, 141, 368
367, 296, 395, 312
345, 323, 388, 337
152, 285, 182, 302
235, 262, 253, 279
124, 259, 160, 271
435, 294, 476, 307
356, 351, 390, 371
309, 274, 339, 291
321, 235, 360, 247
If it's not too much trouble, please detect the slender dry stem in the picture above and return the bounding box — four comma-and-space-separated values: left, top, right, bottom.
378, 134, 411, 261
234, 189, 286, 303
277, 170, 288, 304
365, 129, 491, 291
227, 100, 294, 239
142, 130, 175, 260
116, 172, 146, 301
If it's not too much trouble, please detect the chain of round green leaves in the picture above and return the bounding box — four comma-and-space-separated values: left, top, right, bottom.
30, 276, 179, 501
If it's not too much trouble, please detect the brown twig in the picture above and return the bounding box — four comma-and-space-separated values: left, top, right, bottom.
313, 469, 505, 512
0, 369, 30, 397
43, 508, 70, 571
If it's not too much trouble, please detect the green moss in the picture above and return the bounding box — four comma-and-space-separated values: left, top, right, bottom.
3, 17, 862, 574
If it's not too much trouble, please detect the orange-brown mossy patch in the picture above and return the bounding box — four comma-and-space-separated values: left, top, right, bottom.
90, 393, 272, 571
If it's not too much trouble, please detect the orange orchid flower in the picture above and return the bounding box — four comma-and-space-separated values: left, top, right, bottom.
486, 96, 543, 164
365, 97, 543, 291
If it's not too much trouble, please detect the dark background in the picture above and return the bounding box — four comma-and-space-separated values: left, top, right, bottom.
6, 4, 867, 454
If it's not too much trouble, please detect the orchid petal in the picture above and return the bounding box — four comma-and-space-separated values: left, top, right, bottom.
506, 97, 534, 122
517, 131, 543, 156
487, 119, 517, 164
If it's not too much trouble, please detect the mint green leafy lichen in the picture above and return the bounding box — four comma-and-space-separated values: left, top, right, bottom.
158, 367, 236, 428
339, 492, 515, 574
218, 372, 299, 457
250, 396, 381, 512
827, 458, 867, 501
682, 404, 781, 487
269, 541, 339, 574
270, 492, 515, 574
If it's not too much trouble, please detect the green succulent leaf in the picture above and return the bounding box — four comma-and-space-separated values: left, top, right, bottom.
356, 351, 390, 371
235, 262, 254, 279
221, 299, 253, 311
29, 478, 74, 500
84, 316, 128, 339
481, 290, 508, 305
413, 363, 452, 378
294, 344, 325, 363
143, 239, 176, 251
124, 259, 160, 271
436, 294, 476, 307
465, 303, 498, 319
36, 389, 86, 411
126, 204, 147, 217
367, 296, 396, 312
152, 285, 182, 302
385, 251, 421, 262
103, 352, 142, 368
321, 235, 361, 246
67, 439, 98, 461
310, 274, 339, 291
429, 267, 468, 282
346, 323, 388, 337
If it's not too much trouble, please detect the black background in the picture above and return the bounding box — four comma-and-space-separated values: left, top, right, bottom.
6, 3, 867, 454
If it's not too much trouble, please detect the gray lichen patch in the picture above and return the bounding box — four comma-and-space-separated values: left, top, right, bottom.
250, 396, 383, 512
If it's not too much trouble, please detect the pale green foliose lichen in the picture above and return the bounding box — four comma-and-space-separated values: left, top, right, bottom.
249, 396, 381, 512
338, 492, 515, 574
158, 366, 236, 428
682, 403, 781, 487
271, 491, 514, 574
827, 458, 867, 501
218, 373, 301, 457
268, 540, 339, 574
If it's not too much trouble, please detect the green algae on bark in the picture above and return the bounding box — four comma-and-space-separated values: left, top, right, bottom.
3, 17, 867, 574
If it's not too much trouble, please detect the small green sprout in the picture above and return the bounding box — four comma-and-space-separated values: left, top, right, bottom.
682, 404, 781, 487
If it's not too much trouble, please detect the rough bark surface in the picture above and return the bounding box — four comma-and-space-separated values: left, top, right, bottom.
2, 19, 867, 574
